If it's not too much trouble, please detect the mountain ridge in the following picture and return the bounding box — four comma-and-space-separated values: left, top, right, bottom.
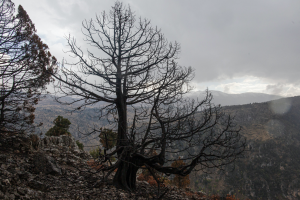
187, 90, 283, 106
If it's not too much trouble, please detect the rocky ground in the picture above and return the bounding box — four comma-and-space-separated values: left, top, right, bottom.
0, 133, 208, 200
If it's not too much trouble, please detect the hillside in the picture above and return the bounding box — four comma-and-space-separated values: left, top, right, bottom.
33, 91, 283, 146
190, 96, 300, 200
187, 90, 282, 106
33, 94, 300, 199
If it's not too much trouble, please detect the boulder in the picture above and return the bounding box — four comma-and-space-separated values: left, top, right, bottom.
39, 135, 79, 150
33, 153, 61, 175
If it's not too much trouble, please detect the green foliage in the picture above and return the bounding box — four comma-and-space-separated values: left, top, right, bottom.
89, 147, 100, 159
89, 147, 116, 162
45, 116, 71, 136
76, 140, 84, 150
109, 155, 116, 162
0, 1, 57, 135
99, 128, 117, 149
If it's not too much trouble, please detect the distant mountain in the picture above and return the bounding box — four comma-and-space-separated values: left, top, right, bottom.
36, 95, 104, 108
33, 91, 283, 149
187, 90, 283, 106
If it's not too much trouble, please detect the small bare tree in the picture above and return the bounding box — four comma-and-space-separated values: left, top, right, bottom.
0, 0, 56, 134
53, 2, 246, 191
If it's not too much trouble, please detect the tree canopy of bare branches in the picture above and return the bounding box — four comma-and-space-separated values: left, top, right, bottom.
53, 2, 246, 192
0, 0, 57, 134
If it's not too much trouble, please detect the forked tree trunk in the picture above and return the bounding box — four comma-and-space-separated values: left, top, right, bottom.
114, 68, 139, 190
113, 157, 139, 191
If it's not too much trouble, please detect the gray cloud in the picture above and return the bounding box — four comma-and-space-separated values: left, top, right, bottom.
223, 85, 231, 94
266, 84, 285, 95
13, 0, 300, 94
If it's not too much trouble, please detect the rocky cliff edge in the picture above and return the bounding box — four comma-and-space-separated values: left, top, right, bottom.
0, 133, 208, 200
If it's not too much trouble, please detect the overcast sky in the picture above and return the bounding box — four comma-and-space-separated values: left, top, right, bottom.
13, 0, 300, 96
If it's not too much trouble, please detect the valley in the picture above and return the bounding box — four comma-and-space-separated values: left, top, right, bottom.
34, 93, 300, 199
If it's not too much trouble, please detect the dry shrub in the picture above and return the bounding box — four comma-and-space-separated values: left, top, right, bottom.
225, 194, 251, 200
185, 192, 194, 198
87, 160, 103, 170
147, 176, 158, 186
225, 194, 237, 200
137, 173, 170, 187
171, 159, 190, 188
137, 173, 146, 181
137, 167, 171, 188
210, 195, 221, 200
160, 176, 171, 186
209, 194, 250, 200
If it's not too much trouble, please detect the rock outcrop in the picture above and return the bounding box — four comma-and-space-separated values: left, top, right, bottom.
0, 133, 208, 199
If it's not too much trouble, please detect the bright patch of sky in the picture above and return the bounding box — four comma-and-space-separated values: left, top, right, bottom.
191, 76, 300, 97
191, 76, 265, 93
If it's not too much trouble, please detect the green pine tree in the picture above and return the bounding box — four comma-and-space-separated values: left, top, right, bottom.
45, 116, 71, 136
99, 128, 117, 149
76, 140, 84, 150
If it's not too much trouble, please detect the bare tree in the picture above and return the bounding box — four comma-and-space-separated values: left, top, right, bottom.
53, 2, 246, 191
0, 0, 57, 134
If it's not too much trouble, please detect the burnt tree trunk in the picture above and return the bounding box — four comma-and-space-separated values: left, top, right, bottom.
113, 155, 139, 191
114, 61, 139, 190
